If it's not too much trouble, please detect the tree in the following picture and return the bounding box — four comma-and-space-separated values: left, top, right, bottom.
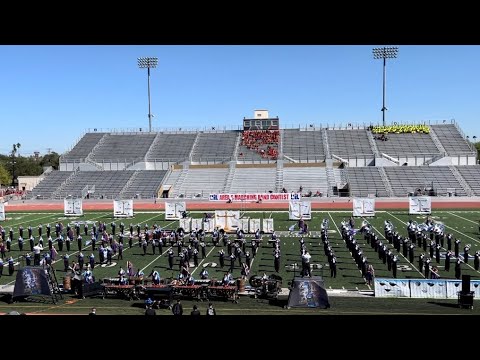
10, 143, 21, 186
0, 163, 10, 186
40, 152, 60, 170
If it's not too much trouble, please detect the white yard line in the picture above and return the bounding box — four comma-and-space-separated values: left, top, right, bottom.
190, 246, 217, 276
140, 247, 172, 273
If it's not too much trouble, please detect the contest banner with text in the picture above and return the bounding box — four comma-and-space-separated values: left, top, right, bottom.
209, 193, 301, 202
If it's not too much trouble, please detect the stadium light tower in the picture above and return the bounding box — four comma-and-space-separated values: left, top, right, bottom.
372, 46, 399, 127
137, 57, 158, 132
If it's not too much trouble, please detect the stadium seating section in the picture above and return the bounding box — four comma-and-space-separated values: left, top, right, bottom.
28, 122, 477, 199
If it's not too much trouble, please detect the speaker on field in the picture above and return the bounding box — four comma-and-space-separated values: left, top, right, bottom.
462, 274, 471, 294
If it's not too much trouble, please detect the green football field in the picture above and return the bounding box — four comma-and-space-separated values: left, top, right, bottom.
1, 208, 479, 315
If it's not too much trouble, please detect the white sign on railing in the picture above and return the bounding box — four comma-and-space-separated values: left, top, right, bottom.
165, 202, 186, 220
409, 196, 432, 215
64, 198, 83, 216
0, 202, 5, 221
288, 201, 312, 220
209, 193, 300, 202
113, 199, 134, 218
353, 198, 375, 217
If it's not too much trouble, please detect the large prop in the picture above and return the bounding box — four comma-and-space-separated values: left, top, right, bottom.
353, 198, 375, 217
214, 210, 240, 233
191, 218, 202, 232
13, 266, 52, 299
249, 219, 261, 234
239, 218, 250, 233
113, 199, 133, 217
179, 218, 191, 233
203, 220, 215, 233
409, 196, 432, 215
262, 218, 274, 233
287, 276, 330, 309
289, 201, 312, 220
64, 198, 83, 216
165, 202, 186, 220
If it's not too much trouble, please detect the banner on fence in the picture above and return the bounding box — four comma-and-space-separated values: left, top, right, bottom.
409, 279, 447, 298
375, 278, 480, 300
374, 278, 410, 298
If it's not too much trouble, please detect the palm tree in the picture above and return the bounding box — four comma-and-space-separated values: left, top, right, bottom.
11, 143, 21, 187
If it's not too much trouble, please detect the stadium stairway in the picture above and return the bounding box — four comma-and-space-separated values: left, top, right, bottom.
428, 126, 448, 155
223, 161, 236, 193
118, 170, 140, 198
378, 167, 395, 197
275, 160, 284, 192
51, 169, 80, 199
366, 130, 380, 157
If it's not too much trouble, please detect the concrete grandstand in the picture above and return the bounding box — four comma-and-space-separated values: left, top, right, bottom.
29, 113, 478, 200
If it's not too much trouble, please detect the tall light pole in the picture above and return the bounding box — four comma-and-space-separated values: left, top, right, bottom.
138, 57, 158, 132
372, 46, 399, 127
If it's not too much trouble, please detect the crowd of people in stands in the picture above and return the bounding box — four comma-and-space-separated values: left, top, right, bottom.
240, 130, 279, 160
370, 124, 430, 135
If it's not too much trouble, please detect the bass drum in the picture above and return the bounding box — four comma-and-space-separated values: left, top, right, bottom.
249, 275, 263, 288
268, 274, 282, 282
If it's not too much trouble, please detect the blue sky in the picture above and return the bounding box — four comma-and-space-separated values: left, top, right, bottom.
1, 45, 479, 156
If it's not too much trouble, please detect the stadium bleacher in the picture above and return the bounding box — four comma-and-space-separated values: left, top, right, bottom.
31, 121, 478, 199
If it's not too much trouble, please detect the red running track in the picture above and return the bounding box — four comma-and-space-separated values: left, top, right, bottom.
4, 199, 480, 211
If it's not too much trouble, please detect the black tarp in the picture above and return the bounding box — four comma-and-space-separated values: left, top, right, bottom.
13, 266, 51, 298
287, 276, 330, 309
